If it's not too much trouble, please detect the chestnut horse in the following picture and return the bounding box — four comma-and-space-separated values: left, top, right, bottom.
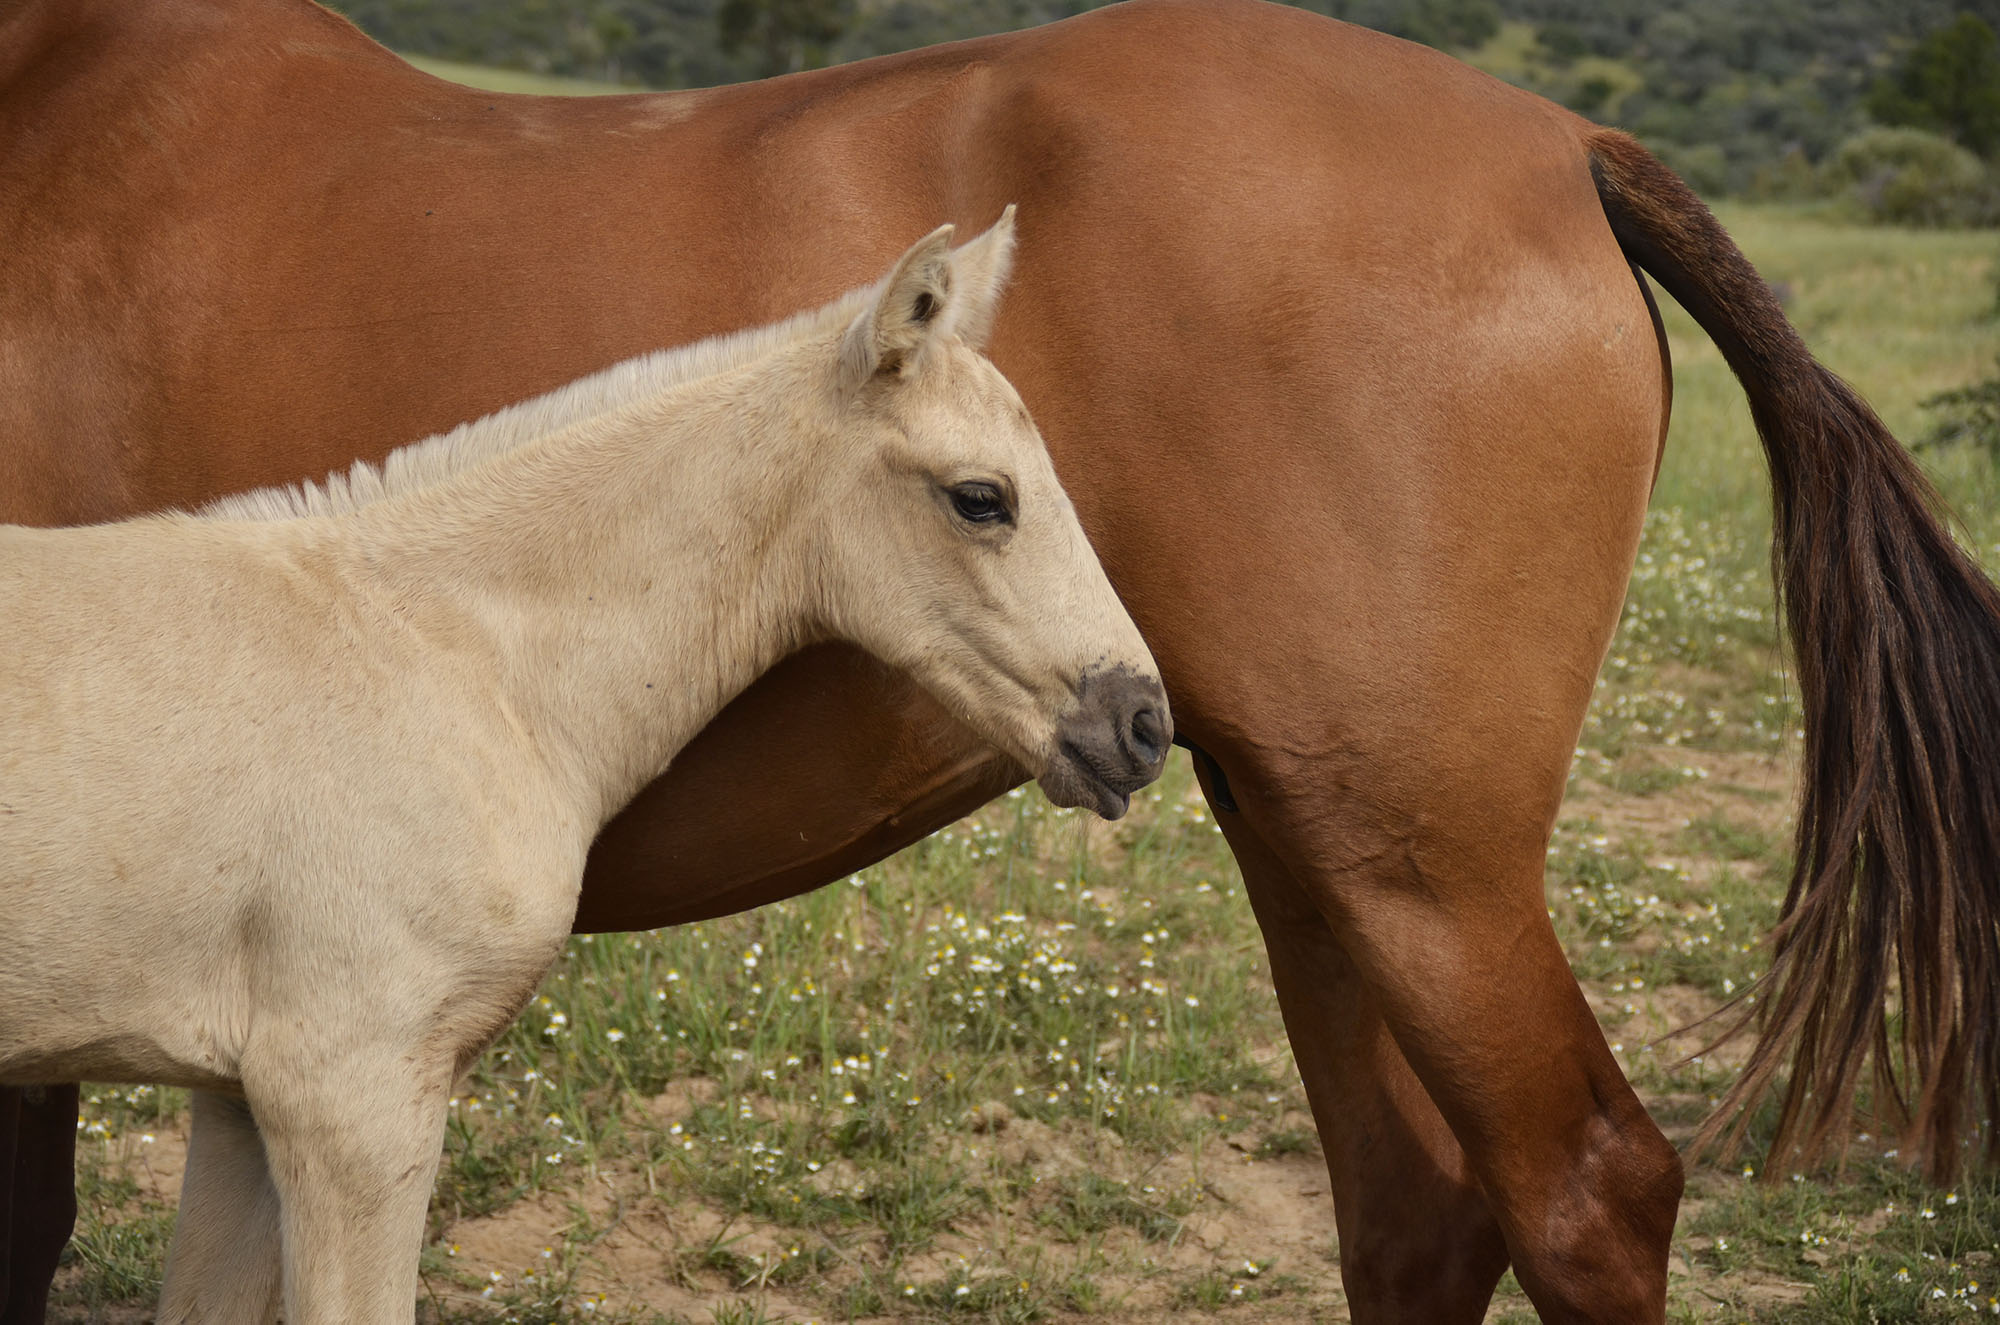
4, 0, 1999, 1320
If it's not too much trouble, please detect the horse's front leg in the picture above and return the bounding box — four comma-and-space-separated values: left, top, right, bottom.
240, 875, 567, 1324
158, 1091, 282, 1325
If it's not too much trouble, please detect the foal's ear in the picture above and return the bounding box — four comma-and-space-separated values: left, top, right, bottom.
839, 223, 956, 392
938, 205, 1016, 353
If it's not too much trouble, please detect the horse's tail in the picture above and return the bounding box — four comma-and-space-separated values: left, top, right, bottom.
1586, 126, 2000, 1181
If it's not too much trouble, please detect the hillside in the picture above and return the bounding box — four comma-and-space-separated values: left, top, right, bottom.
328, 0, 2000, 193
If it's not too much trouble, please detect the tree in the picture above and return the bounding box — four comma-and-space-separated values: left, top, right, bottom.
1402, 0, 1502, 50
1866, 12, 2000, 158
1331, 0, 1498, 51
717, 0, 853, 77
1539, 21, 1589, 65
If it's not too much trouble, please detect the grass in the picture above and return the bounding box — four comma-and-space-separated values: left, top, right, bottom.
1654, 206, 2000, 542
400, 54, 638, 97
46, 207, 2000, 1323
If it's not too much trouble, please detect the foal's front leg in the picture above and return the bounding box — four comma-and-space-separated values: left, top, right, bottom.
245, 1051, 455, 1325
159, 1091, 282, 1325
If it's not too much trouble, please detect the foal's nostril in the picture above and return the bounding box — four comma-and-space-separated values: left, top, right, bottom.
1125, 704, 1169, 768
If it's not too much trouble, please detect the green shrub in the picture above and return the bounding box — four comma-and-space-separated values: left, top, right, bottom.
1652, 141, 1731, 198
1865, 12, 2000, 160
1920, 255, 2000, 467
1748, 146, 1820, 202
1924, 370, 2000, 465
1538, 21, 1587, 67
1822, 126, 2000, 227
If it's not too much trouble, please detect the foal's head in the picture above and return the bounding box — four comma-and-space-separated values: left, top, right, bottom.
797, 210, 1169, 818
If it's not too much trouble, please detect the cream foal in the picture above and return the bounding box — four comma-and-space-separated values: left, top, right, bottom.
0, 214, 1169, 1322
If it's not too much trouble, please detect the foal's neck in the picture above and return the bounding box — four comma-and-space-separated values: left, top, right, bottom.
347, 362, 820, 823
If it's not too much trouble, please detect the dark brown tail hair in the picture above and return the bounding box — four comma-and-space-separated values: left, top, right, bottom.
1588, 128, 2000, 1181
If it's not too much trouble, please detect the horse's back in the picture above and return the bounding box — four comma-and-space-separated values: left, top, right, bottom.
0, 0, 1651, 516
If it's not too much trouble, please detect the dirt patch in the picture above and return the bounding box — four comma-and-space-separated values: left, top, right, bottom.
426, 1098, 1352, 1324
435, 1182, 831, 1323
1568, 747, 1797, 858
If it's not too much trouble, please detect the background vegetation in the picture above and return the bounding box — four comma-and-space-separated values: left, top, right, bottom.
330, 0, 2000, 222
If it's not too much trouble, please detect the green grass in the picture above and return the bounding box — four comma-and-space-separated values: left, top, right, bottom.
50, 205, 2000, 1323
1655, 205, 2000, 541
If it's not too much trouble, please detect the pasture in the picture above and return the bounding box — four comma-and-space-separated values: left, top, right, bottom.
44, 207, 2000, 1323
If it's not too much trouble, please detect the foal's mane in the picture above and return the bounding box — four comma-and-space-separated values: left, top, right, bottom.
198, 284, 881, 523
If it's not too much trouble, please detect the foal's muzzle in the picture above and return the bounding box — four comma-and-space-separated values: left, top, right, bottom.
1037, 665, 1172, 819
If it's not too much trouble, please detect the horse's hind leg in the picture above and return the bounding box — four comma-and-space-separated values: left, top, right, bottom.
1212, 813, 1509, 1321
1128, 222, 1679, 1317
159, 1091, 282, 1325
1200, 705, 1683, 1322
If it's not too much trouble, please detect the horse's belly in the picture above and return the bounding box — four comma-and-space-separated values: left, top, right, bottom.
0, 1025, 242, 1092
576, 642, 1023, 930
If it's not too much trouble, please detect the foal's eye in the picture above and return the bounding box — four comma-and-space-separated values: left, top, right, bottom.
948, 482, 1012, 526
